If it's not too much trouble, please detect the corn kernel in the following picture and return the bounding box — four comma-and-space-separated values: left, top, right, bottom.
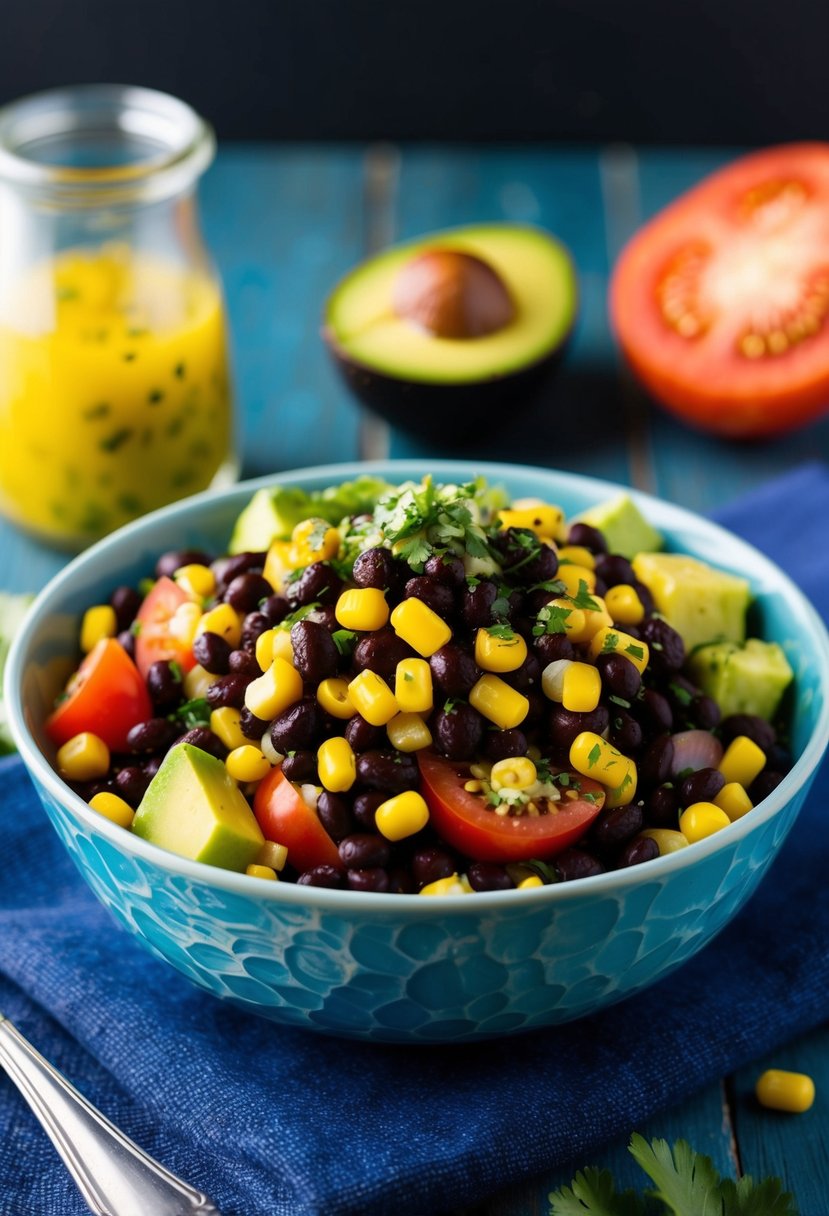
195, 602, 243, 648
89, 791, 134, 829
719, 735, 766, 788
317, 677, 357, 720
226, 745, 272, 784
290, 518, 341, 564
678, 801, 731, 842
57, 732, 110, 781
556, 544, 596, 570
245, 863, 279, 881
390, 597, 452, 657
588, 625, 650, 674
469, 674, 529, 730
604, 584, 645, 626
569, 730, 637, 807
641, 828, 689, 856
394, 658, 433, 713
755, 1069, 815, 1113
183, 663, 218, 700
245, 657, 303, 720
168, 601, 203, 649
490, 756, 537, 791
561, 662, 602, 712
174, 563, 216, 600
540, 598, 587, 641
715, 781, 754, 822
566, 594, 613, 643
541, 658, 572, 702
317, 736, 357, 792
517, 874, 544, 889
256, 627, 294, 670
348, 669, 399, 726
375, 790, 430, 841
474, 627, 528, 673
556, 564, 598, 598
419, 873, 474, 896
210, 707, 248, 751
80, 605, 117, 653
263, 540, 296, 592
497, 503, 564, 538
256, 840, 289, 871
335, 587, 389, 632
386, 712, 433, 752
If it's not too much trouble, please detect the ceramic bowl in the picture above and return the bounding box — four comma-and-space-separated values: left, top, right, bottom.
6, 461, 829, 1043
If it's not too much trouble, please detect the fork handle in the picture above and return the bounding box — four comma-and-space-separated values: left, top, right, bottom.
0, 1014, 220, 1215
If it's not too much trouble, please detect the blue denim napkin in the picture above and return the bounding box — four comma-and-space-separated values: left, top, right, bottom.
1, 463, 828, 1216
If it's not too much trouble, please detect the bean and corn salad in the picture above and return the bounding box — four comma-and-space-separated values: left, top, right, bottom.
47, 478, 793, 894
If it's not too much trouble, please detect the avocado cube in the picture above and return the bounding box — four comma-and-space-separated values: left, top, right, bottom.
229, 487, 312, 553
132, 743, 264, 871
688, 638, 794, 722
576, 494, 663, 560
632, 552, 751, 652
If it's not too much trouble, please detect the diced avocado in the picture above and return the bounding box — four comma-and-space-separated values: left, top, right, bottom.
132, 743, 264, 870
229, 477, 392, 554
576, 494, 663, 559
688, 638, 794, 722
0, 591, 34, 754
632, 552, 751, 652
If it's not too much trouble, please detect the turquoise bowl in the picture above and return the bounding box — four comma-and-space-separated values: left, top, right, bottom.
6, 461, 829, 1043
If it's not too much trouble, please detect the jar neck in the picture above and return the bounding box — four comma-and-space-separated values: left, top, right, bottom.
0, 85, 214, 209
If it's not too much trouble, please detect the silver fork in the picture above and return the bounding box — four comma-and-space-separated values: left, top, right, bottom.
0, 1011, 221, 1215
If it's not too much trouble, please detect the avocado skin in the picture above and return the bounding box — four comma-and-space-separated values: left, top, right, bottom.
327, 340, 569, 444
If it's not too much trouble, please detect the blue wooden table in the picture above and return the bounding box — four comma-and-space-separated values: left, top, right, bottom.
2, 144, 828, 1211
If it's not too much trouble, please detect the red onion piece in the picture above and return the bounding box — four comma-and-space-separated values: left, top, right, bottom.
669, 729, 724, 777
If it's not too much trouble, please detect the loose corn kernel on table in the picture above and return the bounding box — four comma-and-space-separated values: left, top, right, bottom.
2, 144, 829, 1211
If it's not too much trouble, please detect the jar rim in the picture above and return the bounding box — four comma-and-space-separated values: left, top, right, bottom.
0, 84, 215, 203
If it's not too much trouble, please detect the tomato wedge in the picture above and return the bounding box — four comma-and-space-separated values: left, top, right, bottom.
610, 143, 829, 437
253, 767, 342, 873
45, 638, 153, 752
134, 576, 198, 680
417, 751, 605, 863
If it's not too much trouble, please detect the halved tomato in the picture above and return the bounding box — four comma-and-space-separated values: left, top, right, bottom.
45, 638, 153, 752
134, 576, 199, 680
610, 143, 829, 437
253, 767, 342, 873
417, 751, 605, 863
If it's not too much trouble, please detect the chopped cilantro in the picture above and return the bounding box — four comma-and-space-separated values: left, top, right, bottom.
332, 629, 357, 656
168, 660, 183, 683
571, 580, 600, 611
587, 742, 602, 768
279, 602, 321, 630
625, 643, 645, 661
601, 631, 620, 653
669, 681, 693, 706
129, 620, 142, 637
403, 671, 414, 682
168, 697, 210, 729
608, 694, 631, 708
486, 623, 517, 641
533, 603, 572, 636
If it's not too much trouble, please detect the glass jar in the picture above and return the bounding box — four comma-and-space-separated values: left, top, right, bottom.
0, 85, 238, 548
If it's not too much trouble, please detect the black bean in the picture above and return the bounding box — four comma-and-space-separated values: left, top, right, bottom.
114, 765, 152, 807
596, 653, 642, 700
117, 629, 136, 659
493, 528, 558, 583
205, 674, 249, 709
433, 703, 485, 760
640, 734, 675, 785
503, 652, 541, 695
429, 644, 481, 697
353, 629, 414, 680
225, 573, 274, 614
609, 709, 643, 753
304, 605, 339, 634
176, 727, 227, 760
720, 714, 777, 754
353, 547, 399, 590
239, 706, 270, 741
316, 791, 355, 842
634, 688, 673, 734
241, 612, 269, 652
554, 848, 606, 882
467, 861, 515, 891
347, 868, 390, 893
146, 659, 183, 709
424, 552, 466, 586
192, 631, 232, 674
548, 705, 610, 755
404, 576, 455, 620
567, 522, 607, 553
690, 694, 721, 731
589, 802, 644, 854
616, 835, 660, 868
229, 649, 261, 678
260, 594, 291, 626
461, 579, 498, 628
352, 790, 387, 830
211, 551, 266, 591
296, 865, 345, 888
280, 750, 317, 782
345, 715, 386, 753
355, 750, 419, 793
632, 580, 655, 615
155, 549, 211, 579
644, 783, 679, 828
388, 868, 416, 894
640, 617, 685, 672
143, 756, 164, 779
290, 619, 340, 683
594, 553, 635, 587
339, 833, 391, 870
679, 767, 726, 807
270, 697, 324, 752
126, 717, 180, 754
750, 771, 786, 802
287, 561, 343, 606
110, 585, 142, 631
482, 728, 528, 762
412, 847, 457, 888
534, 632, 577, 665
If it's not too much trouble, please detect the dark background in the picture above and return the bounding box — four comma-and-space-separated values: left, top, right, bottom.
2, 0, 827, 144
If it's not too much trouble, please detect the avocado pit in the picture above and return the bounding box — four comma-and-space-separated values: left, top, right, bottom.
392, 249, 516, 339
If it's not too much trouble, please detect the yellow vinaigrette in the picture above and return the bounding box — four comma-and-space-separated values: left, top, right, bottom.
0, 246, 235, 545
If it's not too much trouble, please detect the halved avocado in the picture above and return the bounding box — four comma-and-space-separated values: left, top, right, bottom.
322, 223, 577, 442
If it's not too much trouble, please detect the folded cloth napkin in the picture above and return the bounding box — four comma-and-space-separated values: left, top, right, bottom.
2, 462, 829, 1216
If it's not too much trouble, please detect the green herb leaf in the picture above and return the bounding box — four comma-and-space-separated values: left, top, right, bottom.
168, 697, 210, 729
332, 629, 357, 656
548, 1167, 646, 1216
719, 1174, 797, 1216
279, 602, 321, 630
669, 681, 693, 707
486, 623, 517, 641
571, 579, 600, 611
630, 1135, 722, 1216
625, 642, 645, 661
534, 604, 573, 636
168, 660, 183, 683
601, 631, 620, 653
587, 742, 602, 768
523, 858, 557, 884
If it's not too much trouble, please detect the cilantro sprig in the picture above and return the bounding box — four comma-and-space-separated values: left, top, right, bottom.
548, 1135, 796, 1216
371, 477, 498, 573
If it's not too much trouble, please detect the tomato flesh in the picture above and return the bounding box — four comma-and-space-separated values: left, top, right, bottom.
253, 767, 342, 873
134, 576, 198, 680
610, 143, 829, 437
45, 638, 153, 752
417, 751, 605, 863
